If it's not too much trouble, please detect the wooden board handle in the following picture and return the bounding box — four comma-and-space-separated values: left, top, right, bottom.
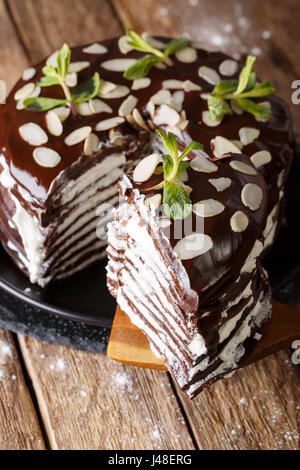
108, 301, 300, 371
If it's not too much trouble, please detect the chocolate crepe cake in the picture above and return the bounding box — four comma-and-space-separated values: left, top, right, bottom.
0, 33, 293, 397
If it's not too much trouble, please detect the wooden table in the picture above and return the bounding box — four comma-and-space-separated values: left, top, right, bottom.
0, 0, 299, 450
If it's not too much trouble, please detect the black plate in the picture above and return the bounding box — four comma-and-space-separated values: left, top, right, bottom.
0, 155, 299, 328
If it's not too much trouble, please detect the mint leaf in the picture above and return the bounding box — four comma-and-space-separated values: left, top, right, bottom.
23, 97, 67, 111
179, 141, 203, 161
57, 43, 71, 80
237, 98, 272, 119
163, 180, 192, 220
124, 55, 160, 80
215, 79, 238, 95
235, 55, 256, 95
156, 129, 178, 159
207, 95, 232, 121
164, 37, 189, 56
38, 76, 60, 87
239, 81, 275, 99
245, 72, 256, 91
162, 153, 173, 179
126, 29, 165, 59
176, 161, 190, 178
71, 72, 100, 103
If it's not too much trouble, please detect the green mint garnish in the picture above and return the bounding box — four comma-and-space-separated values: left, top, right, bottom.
207, 55, 275, 122
124, 29, 189, 80
156, 129, 203, 220
23, 43, 100, 114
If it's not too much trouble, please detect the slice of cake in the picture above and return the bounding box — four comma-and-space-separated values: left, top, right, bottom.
105, 32, 293, 398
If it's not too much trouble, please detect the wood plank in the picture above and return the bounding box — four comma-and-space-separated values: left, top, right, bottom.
113, 0, 300, 147
0, 0, 28, 91
7, 0, 122, 63
18, 334, 195, 450
176, 351, 300, 450
0, 329, 46, 449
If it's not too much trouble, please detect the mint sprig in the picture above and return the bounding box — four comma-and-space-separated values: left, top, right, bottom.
156, 129, 203, 220
207, 55, 275, 122
124, 29, 189, 80
23, 43, 100, 113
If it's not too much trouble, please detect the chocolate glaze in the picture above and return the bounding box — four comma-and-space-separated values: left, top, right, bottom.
0, 36, 294, 291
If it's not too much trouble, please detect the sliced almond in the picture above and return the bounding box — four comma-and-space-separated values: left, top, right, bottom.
219, 59, 238, 77
175, 47, 197, 63
230, 211, 249, 233
145, 194, 162, 210
230, 160, 257, 176
146, 100, 155, 118
202, 110, 221, 127
156, 217, 172, 229
22, 67, 36, 81
132, 77, 151, 90
118, 95, 138, 116
118, 36, 133, 54
96, 117, 125, 132
151, 89, 172, 105
178, 181, 193, 195
241, 183, 263, 211
89, 98, 112, 114
99, 84, 130, 99
154, 62, 167, 70
14, 83, 35, 101
209, 177, 232, 192
99, 80, 117, 94
230, 100, 244, 115
250, 150, 272, 168
65, 72, 78, 87
171, 90, 185, 112
64, 126, 92, 146
52, 106, 71, 122
141, 32, 165, 49
83, 43, 108, 54
46, 110, 63, 136
132, 108, 149, 131
183, 80, 202, 91
46, 50, 59, 67
198, 66, 221, 85
162, 79, 184, 89
133, 153, 161, 183
190, 156, 218, 173
174, 234, 213, 260
19, 123, 48, 146
239, 127, 260, 146
101, 58, 136, 72
192, 41, 220, 52
33, 147, 61, 168
68, 62, 90, 73
83, 133, 100, 156
177, 110, 189, 131
211, 136, 242, 157
255, 101, 271, 122
230, 139, 243, 150
193, 199, 225, 217
153, 104, 180, 128
76, 102, 92, 116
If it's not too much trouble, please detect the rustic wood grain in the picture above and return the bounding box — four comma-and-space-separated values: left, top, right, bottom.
113, 0, 300, 147
0, 0, 28, 90
0, 329, 46, 449
6, 0, 122, 64
18, 334, 195, 450
176, 350, 300, 450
